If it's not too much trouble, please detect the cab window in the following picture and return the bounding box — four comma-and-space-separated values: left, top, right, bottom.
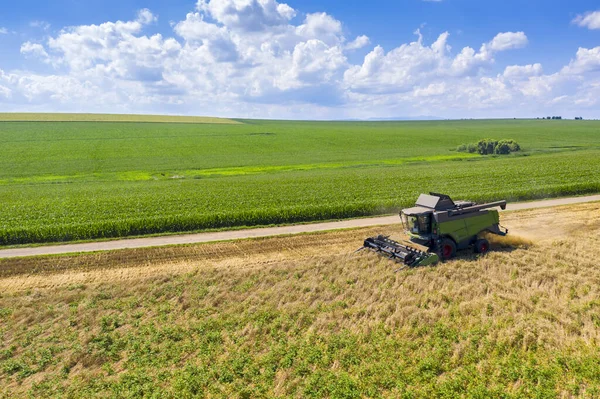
405, 214, 431, 234
418, 214, 431, 234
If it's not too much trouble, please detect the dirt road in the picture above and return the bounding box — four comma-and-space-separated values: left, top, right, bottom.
1, 194, 599, 259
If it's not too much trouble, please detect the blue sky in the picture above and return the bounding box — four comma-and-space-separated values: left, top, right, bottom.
1, 0, 599, 119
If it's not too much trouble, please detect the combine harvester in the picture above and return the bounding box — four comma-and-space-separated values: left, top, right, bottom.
360, 193, 508, 268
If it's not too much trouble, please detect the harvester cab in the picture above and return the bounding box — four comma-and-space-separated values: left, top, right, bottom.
360, 193, 508, 268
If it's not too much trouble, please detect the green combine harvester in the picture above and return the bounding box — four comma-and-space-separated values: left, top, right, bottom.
360, 193, 508, 267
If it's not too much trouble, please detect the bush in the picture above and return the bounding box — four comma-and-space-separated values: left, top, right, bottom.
457, 143, 487, 154
477, 139, 498, 155
495, 142, 511, 155
456, 139, 521, 155
495, 139, 521, 154
507, 140, 520, 152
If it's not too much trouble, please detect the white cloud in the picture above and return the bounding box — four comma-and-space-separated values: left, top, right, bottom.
174, 12, 228, 42
504, 63, 543, 79
277, 39, 346, 90
1, 3, 599, 118
174, 12, 237, 62
344, 30, 529, 95
20, 42, 49, 60
345, 35, 370, 50
414, 82, 446, 97
573, 11, 600, 30
343, 31, 452, 94
296, 12, 342, 46
0, 27, 8, 34
562, 46, 600, 74
137, 8, 158, 25
197, 0, 296, 32
447, 32, 527, 76
44, 9, 179, 81
450, 46, 491, 76
21, 4, 351, 109
0, 84, 11, 98
487, 31, 528, 52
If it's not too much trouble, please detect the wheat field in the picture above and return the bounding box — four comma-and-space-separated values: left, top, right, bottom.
0, 113, 240, 124
1, 202, 599, 398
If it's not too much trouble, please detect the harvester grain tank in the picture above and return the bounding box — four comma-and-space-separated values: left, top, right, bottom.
360, 193, 508, 267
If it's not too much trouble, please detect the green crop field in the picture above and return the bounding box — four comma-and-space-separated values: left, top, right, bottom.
0, 116, 599, 245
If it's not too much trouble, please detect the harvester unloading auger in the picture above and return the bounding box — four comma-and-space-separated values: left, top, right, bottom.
358, 193, 508, 268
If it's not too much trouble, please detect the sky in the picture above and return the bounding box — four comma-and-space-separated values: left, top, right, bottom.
0, 0, 599, 119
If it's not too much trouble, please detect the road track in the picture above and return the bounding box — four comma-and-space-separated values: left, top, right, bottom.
1, 194, 599, 259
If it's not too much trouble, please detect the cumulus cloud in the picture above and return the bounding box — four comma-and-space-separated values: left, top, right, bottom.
136, 8, 158, 24
446, 32, 529, 77
1, 2, 599, 118
0, 27, 8, 34
573, 11, 600, 30
9, 3, 354, 109
562, 46, 600, 74
174, 12, 238, 62
20, 42, 50, 60
197, 0, 296, 32
279, 39, 346, 89
45, 9, 179, 81
0, 84, 11, 98
344, 30, 529, 94
503, 63, 543, 79
450, 46, 491, 76
345, 35, 370, 50
296, 13, 342, 45
344, 31, 451, 94
413, 82, 446, 97
487, 31, 528, 51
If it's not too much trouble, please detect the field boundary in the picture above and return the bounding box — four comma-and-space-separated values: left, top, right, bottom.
0, 113, 241, 124
1, 194, 598, 259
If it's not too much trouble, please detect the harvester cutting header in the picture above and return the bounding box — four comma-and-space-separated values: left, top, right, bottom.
360, 193, 508, 268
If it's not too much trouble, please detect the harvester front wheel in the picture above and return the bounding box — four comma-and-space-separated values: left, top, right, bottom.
474, 238, 490, 254
438, 238, 456, 261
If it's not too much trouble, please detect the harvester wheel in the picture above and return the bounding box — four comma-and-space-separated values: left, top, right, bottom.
438, 238, 456, 261
474, 238, 490, 254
